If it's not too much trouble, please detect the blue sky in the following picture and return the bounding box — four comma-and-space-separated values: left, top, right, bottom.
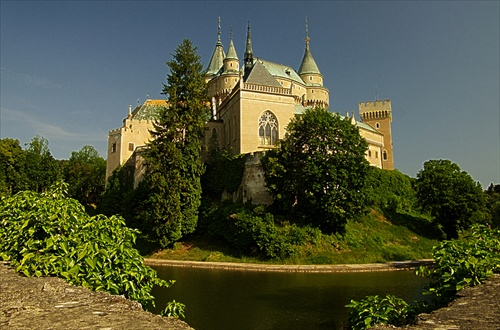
1, 1, 499, 187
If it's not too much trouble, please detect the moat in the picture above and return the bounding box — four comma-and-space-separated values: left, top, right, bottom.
150, 264, 431, 329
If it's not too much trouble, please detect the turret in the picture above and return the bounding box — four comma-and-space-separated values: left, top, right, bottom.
223, 27, 239, 73
206, 17, 226, 79
297, 18, 329, 108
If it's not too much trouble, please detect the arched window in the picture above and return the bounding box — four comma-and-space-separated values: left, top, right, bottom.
259, 111, 278, 145
383, 150, 388, 161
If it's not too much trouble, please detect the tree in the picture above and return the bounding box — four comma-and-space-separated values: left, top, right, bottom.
484, 183, 500, 228
24, 135, 60, 192
63, 145, 106, 208
262, 108, 370, 233
415, 159, 485, 239
0, 138, 27, 196
141, 39, 209, 247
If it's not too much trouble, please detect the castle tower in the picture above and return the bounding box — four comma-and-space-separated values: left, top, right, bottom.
359, 99, 394, 170
297, 18, 329, 108
206, 17, 226, 79
223, 28, 239, 73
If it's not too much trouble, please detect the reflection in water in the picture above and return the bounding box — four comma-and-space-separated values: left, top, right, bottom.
151, 266, 430, 330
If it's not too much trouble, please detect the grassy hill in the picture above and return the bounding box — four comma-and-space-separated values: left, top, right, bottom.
148, 209, 440, 265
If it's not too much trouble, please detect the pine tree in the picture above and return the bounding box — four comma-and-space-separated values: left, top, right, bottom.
141, 39, 209, 247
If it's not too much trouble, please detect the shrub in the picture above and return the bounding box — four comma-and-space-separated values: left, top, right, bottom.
346, 294, 417, 329
0, 182, 182, 315
204, 201, 321, 260
347, 224, 500, 329
416, 224, 500, 303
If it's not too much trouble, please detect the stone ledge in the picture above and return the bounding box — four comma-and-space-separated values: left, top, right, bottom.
144, 258, 434, 273
0, 262, 192, 330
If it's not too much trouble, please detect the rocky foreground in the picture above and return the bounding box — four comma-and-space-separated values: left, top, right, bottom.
0, 262, 191, 330
2, 260, 499, 329
375, 273, 500, 330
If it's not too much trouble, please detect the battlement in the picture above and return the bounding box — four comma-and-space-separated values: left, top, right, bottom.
359, 99, 391, 113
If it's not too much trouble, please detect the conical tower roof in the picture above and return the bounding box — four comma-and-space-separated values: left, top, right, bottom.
298, 19, 321, 76
206, 17, 226, 76
226, 28, 238, 60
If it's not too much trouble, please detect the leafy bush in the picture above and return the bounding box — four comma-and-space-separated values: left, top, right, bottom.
365, 167, 417, 214
347, 224, 500, 329
416, 224, 500, 303
346, 294, 418, 329
204, 201, 321, 260
0, 182, 182, 315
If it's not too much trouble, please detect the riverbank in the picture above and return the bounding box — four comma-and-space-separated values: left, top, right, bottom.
144, 258, 434, 272
0, 262, 191, 330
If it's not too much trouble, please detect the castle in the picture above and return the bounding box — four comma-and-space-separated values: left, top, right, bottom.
106, 20, 394, 185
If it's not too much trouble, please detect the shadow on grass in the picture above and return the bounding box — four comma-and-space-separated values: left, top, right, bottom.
385, 210, 444, 240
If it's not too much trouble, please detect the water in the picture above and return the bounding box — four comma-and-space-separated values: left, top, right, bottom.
151, 266, 430, 330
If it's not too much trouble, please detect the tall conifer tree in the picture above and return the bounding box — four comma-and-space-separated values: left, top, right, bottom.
142, 39, 209, 247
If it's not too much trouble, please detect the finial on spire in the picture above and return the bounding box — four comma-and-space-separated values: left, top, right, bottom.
217, 17, 221, 41
230, 25, 233, 41
305, 17, 310, 50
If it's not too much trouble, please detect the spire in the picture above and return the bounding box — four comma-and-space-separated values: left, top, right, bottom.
244, 21, 254, 70
206, 17, 226, 76
226, 25, 238, 60
298, 17, 321, 76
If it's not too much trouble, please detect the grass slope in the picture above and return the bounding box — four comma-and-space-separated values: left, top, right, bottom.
148, 210, 439, 265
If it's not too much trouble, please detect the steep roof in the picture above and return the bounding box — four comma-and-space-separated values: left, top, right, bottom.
131, 99, 167, 121
259, 59, 304, 85
206, 18, 226, 76
226, 35, 238, 60
244, 60, 282, 87
298, 20, 321, 76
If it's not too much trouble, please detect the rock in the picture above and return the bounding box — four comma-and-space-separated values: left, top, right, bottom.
0, 262, 192, 329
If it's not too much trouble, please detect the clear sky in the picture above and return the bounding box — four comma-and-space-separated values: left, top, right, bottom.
1, 1, 499, 187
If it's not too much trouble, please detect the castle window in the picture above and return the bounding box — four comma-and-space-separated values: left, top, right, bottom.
259, 110, 278, 146
375, 151, 379, 158
128, 143, 135, 152
383, 150, 388, 161
375, 122, 380, 129
111, 143, 116, 153
368, 150, 372, 157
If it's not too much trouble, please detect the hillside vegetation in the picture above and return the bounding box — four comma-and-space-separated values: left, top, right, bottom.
149, 205, 439, 265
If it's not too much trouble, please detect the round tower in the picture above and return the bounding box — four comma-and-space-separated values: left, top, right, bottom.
359, 99, 394, 170
297, 18, 329, 108
223, 28, 239, 73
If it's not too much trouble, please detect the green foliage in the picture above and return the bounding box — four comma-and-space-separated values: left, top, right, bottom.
416, 224, 500, 303
365, 167, 417, 214
0, 182, 181, 312
0, 138, 28, 196
346, 294, 419, 329
485, 183, 500, 228
202, 152, 246, 198
24, 135, 61, 193
347, 225, 500, 329
416, 159, 485, 239
262, 108, 369, 233
63, 145, 106, 207
160, 300, 186, 318
203, 201, 322, 260
140, 39, 209, 248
